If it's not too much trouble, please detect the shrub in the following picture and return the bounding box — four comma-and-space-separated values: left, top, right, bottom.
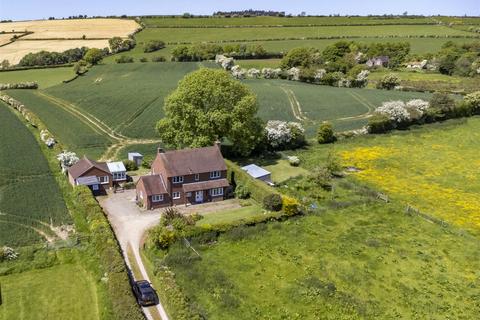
84, 48, 104, 65
263, 193, 283, 211
235, 183, 251, 199
288, 156, 300, 167
430, 92, 456, 118
265, 120, 306, 150
309, 167, 332, 190
122, 159, 138, 171
377, 73, 400, 90
139, 57, 148, 62
149, 227, 176, 249
115, 55, 134, 63
464, 91, 480, 115
317, 122, 336, 144
151, 56, 166, 62
367, 113, 394, 133
282, 196, 301, 216
143, 40, 165, 53
109, 37, 135, 53
0, 246, 19, 261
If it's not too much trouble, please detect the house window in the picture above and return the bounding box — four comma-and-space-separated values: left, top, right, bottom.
194, 173, 200, 181
139, 191, 143, 199
210, 188, 223, 196
92, 184, 99, 191
98, 176, 109, 184
152, 194, 164, 202
172, 176, 184, 184
172, 192, 181, 199
113, 172, 126, 181
210, 171, 221, 179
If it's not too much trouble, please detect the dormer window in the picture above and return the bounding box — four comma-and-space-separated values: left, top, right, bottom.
172, 176, 184, 184
195, 173, 200, 181
210, 171, 221, 179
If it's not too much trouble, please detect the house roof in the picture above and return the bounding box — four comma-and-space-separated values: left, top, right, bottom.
76, 176, 99, 186
156, 146, 227, 177
241, 164, 271, 179
138, 174, 167, 196
183, 178, 230, 192
68, 157, 110, 179
107, 161, 126, 173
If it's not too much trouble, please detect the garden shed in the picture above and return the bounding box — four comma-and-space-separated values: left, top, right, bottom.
128, 152, 143, 166
241, 164, 273, 185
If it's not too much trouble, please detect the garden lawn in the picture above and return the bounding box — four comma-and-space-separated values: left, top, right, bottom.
300, 117, 480, 235
0, 67, 74, 89
162, 202, 480, 319
0, 263, 100, 320
198, 202, 264, 227
0, 102, 70, 246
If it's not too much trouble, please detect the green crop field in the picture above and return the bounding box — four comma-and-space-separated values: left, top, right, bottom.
142, 16, 437, 27
157, 202, 480, 319
0, 103, 70, 246
5, 90, 113, 159
246, 78, 430, 134
135, 25, 473, 44
44, 62, 213, 139
0, 263, 100, 320
0, 67, 75, 89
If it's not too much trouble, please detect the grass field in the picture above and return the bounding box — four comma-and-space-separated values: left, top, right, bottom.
5, 90, 113, 159
198, 202, 264, 227
297, 117, 480, 235
0, 102, 70, 246
0, 67, 75, 88
142, 16, 437, 27
0, 263, 100, 320
160, 201, 480, 319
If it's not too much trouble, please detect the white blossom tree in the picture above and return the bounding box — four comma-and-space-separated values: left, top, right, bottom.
57, 151, 80, 173
375, 101, 410, 123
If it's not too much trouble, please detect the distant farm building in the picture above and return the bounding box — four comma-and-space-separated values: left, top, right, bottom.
128, 152, 143, 166
366, 56, 389, 68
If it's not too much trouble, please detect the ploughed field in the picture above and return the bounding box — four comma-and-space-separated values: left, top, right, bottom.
0, 103, 70, 246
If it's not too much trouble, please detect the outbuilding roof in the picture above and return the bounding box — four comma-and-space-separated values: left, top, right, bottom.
138, 174, 167, 196
241, 164, 271, 179
107, 161, 126, 173
76, 176, 99, 186
128, 152, 143, 157
156, 145, 227, 177
68, 157, 110, 179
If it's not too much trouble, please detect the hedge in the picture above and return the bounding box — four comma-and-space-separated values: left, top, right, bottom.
225, 159, 279, 203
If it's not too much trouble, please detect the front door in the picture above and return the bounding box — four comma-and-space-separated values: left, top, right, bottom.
195, 191, 203, 203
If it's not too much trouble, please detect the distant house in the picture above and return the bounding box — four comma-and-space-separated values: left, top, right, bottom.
136, 143, 230, 209
68, 157, 112, 193
128, 152, 143, 167
241, 164, 273, 185
366, 56, 389, 68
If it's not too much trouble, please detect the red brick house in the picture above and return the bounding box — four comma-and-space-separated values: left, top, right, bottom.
136, 144, 230, 209
68, 157, 112, 193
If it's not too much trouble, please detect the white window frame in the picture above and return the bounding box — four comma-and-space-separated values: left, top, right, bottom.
152, 194, 164, 202
172, 176, 184, 184
139, 191, 143, 199
194, 173, 200, 181
210, 187, 224, 196
210, 171, 221, 179
172, 191, 181, 199
113, 172, 126, 181
98, 176, 109, 184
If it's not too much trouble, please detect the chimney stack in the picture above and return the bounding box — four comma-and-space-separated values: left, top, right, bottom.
157, 147, 165, 153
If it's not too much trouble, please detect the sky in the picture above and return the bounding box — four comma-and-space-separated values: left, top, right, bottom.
1, 0, 478, 21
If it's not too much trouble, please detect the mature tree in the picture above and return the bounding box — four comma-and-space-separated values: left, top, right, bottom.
73, 59, 88, 75
376, 73, 400, 90
156, 69, 264, 156
280, 47, 319, 69
83, 48, 104, 65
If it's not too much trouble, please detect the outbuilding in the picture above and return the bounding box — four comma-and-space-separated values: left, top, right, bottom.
107, 161, 127, 185
241, 164, 273, 185
128, 152, 143, 167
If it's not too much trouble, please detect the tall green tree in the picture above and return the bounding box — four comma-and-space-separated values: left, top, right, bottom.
83, 48, 103, 65
156, 69, 264, 156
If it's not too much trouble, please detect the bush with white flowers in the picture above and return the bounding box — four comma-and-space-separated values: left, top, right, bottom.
406, 99, 430, 114
288, 156, 300, 167
314, 69, 327, 82
57, 151, 79, 173
265, 120, 305, 150
231, 65, 246, 79
247, 68, 261, 78
287, 67, 300, 81
0, 246, 18, 261
215, 54, 234, 70
375, 101, 410, 123
261, 68, 281, 79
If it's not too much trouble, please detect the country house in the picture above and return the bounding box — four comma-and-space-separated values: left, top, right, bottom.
68, 157, 126, 193
136, 143, 230, 209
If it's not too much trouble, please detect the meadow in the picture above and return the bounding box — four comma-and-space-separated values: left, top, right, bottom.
0, 103, 70, 246
0, 262, 100, 320
159, 201, 480, 319
298, 117, 480, 235
5, 90, 113, 159
0, 67, 75, 88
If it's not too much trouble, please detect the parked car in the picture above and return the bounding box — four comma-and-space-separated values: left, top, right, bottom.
132, 280, 159, 307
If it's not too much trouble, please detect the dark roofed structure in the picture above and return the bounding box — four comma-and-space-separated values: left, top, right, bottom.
68, 156, 110, 179
138, 174, 167, 196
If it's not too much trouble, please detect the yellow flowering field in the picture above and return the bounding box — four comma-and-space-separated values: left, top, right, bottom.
338, 118, 480, 233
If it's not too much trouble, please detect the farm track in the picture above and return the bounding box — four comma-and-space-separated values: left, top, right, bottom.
335, 91, 375, 121
32, 91, 162, 161
281, 87, 308, 122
